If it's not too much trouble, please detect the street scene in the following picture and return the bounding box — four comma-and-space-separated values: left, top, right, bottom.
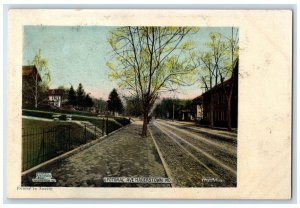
149, 119, 237, 187
21, 26, 238, 187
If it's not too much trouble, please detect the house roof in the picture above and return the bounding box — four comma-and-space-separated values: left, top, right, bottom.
192, 95, 203, 103
22, 65, 42, 81
201, 78, 232, 96
48, 89, 65, 96
192, 58, 238, 102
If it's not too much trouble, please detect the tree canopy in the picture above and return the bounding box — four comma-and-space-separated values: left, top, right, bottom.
68, 85, 77, 106
107, 88, 124, 114
67, 83, 94, 108
23, 49, 51, 108
107, 26, 199, 136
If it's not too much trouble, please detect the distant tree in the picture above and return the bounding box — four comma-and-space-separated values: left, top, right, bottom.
107, 88, 124, 115
57, 85, 69, 101
154, 98, 192, 120
76, 83, 86, 107
68, 85, 77, 106
84, 94, 94, 108
124, 96, 143, 117
94, 98, 107, 113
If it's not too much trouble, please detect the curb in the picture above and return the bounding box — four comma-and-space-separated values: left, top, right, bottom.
148, 125, 175, 188
21, 122, 132, 177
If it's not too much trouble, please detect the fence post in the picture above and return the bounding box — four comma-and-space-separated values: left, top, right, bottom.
106, 116, 108, 135
68, 125, 71, 150
94, 125, 97, 140
102, 118, 104, 136
84, 124, 87, 144
42, 129, 45, 162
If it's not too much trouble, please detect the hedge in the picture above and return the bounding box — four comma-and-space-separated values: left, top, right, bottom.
22, 109, 131, 134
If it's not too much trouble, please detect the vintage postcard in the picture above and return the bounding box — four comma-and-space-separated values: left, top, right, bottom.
6, 9, 292, 199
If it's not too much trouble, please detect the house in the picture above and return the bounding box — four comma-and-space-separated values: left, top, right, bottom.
48, 89, 65, 108
192, 95, 203, 121
178, 109, 194, 121
22, 65, 42, 108
192, 59, 238, 128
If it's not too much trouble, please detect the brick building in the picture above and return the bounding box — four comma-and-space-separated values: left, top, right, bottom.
192, 60, 238, 128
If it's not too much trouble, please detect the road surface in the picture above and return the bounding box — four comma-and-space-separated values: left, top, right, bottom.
149, 119, 237, 187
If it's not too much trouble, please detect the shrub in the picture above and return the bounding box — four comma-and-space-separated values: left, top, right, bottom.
114, 117, 131, 126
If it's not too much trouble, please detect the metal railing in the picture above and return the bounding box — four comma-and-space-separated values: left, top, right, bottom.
22, 120, 107, 171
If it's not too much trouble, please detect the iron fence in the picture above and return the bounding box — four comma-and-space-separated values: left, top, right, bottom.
22, 119, 107, 171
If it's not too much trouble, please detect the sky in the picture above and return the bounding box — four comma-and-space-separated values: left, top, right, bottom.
23, 26, 237, 100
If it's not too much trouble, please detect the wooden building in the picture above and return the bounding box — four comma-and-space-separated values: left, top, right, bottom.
192, 60, 238, 128
22, 65, 42, 108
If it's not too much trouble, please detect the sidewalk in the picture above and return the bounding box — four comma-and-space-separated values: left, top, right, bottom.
22, 120, 170, 187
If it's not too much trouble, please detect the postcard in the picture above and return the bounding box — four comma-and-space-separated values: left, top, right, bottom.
6, 9, 292, 199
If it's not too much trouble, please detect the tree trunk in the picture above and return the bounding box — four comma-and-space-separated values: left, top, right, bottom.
210, 92, 214, 128
141, 111, 148, 137
227, 95, 232, 131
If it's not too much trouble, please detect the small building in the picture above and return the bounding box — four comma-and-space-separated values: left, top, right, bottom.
179, 109, 194, 121
48, 89, 65, 108
192, 95, 203, 121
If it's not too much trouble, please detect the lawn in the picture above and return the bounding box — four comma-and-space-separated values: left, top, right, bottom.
22, 118, 94, 171
22, 109, 131, 134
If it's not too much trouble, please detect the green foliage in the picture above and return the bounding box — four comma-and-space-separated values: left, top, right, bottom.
23, 49, 51, 108
124, 96, 143, 117
23, 109, 55, 119
107, 88, 124, 114
84, 94, 94, 108
68, 85, 77, 105
30, 48, 51, 85
198, 28, 239, 90
107, 26, 201, 136
114, 117, 131, 126
67, 84, 94, 108
154, 98, 192, 119
93, 98, 107, 113
107, 27, 199, 114
22, 109, 131, 134
76, 83, 86, 107
23, 108, 99, 119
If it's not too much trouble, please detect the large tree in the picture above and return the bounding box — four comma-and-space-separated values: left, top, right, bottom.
107, 26, 199, 137
107, 88, 124, 115
26, 49, 51, 108
220, 28, 239, 130
198, 28, 239, 130
199, 32, 227, 127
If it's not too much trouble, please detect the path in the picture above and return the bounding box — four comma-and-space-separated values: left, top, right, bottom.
22, 120, 169, 187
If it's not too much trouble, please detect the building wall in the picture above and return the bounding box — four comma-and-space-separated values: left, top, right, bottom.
201, 84, 238, 128
49, 95, 62, 107
194, 60, 238, 128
